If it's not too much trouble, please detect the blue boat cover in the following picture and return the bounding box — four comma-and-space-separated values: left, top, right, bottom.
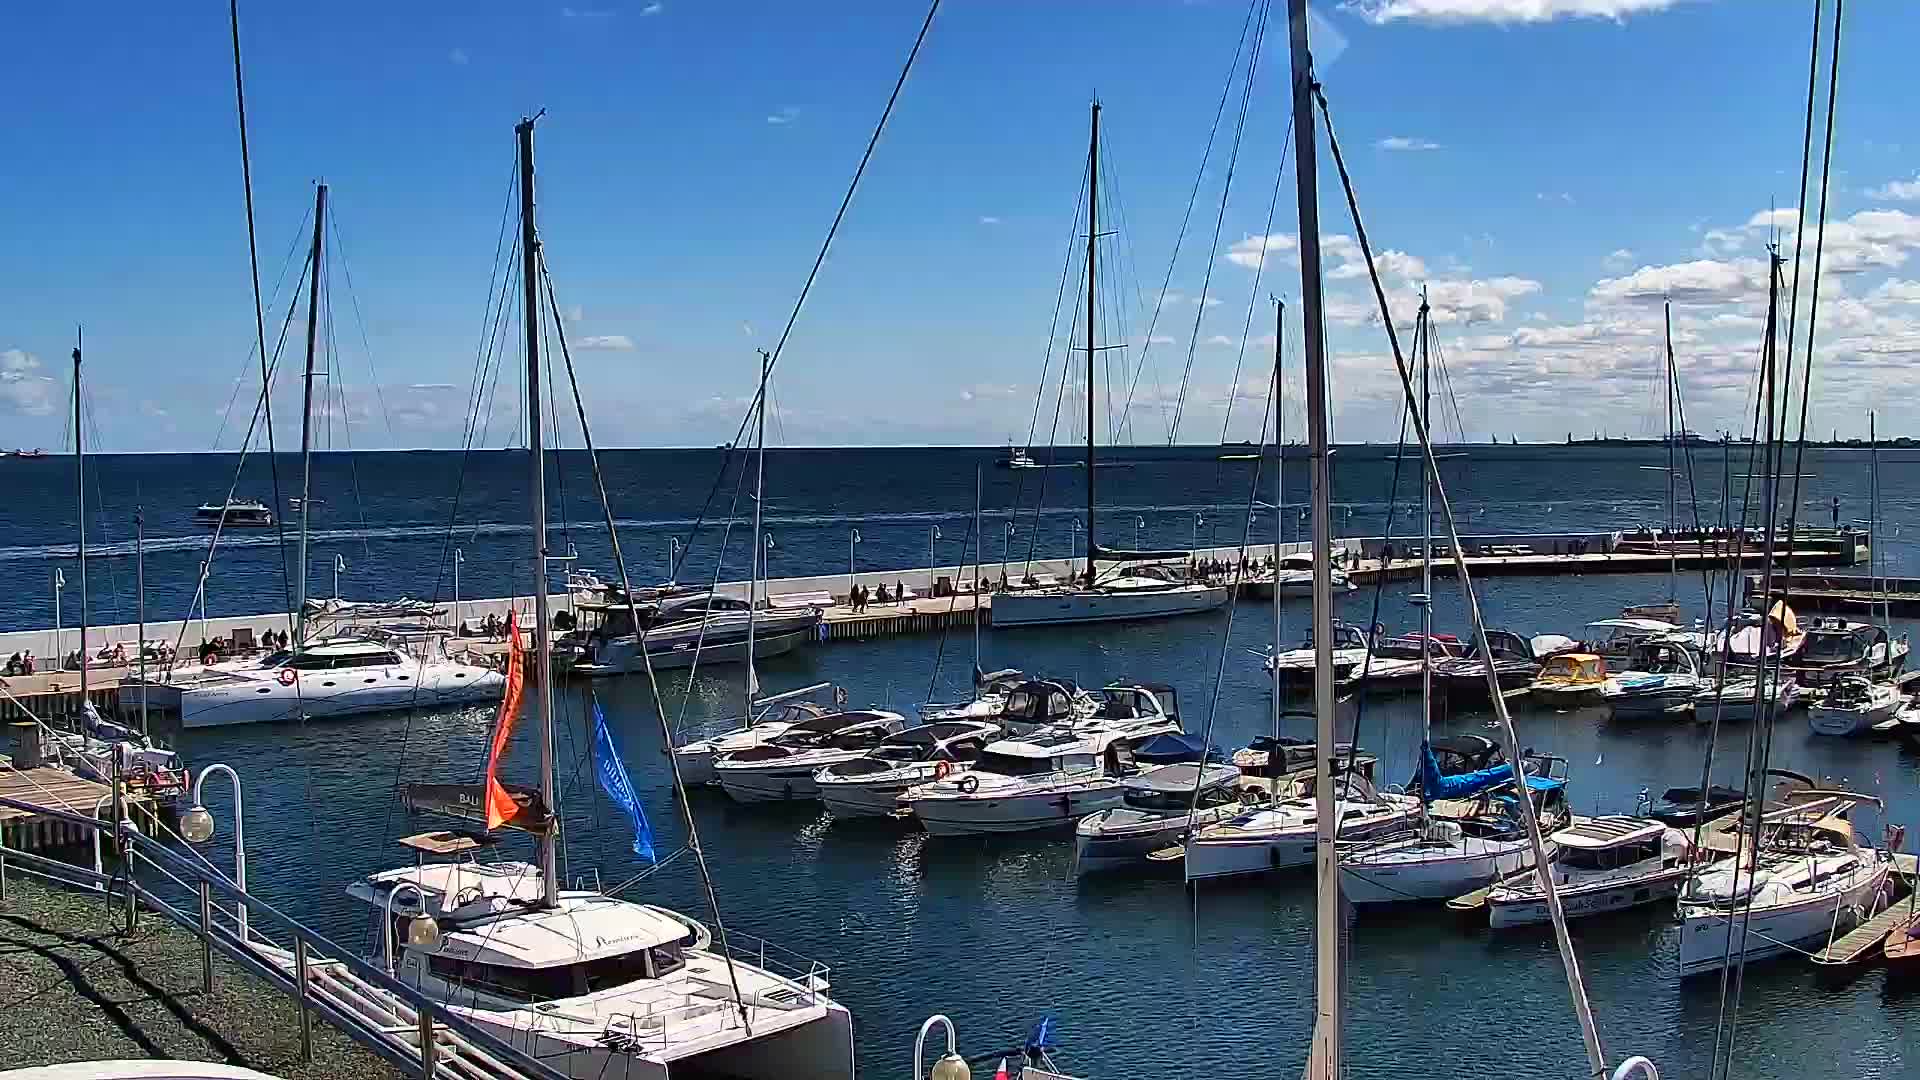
1421, 741, 1516, 799
1132, 732, 1221, 765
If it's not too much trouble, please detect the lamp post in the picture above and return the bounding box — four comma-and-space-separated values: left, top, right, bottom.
381, 881, 442, 977
1070, 519, 1083, 584
53, 567, 65, 664
668, 537, 682, 584
848, 528, 861, 602
90, 791, 139, 883
1135, 516, 1145, 550
1000, 522, 1015, 591
915, 1014, 970, 1080
333, 554, 346, 602
1192, 513, 1205, 553
181, 763, 246, 940
929, 526, 942, 594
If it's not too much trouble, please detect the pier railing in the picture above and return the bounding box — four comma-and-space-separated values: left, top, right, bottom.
0, 792, 568, 1080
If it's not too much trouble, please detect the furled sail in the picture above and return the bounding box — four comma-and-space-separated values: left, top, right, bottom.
483, 612, 529, 830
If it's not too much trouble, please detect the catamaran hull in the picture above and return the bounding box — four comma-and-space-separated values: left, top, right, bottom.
990, 585, 1229, 627
1339, 839, 1538, 905
1183, 813, 1415, 883
1488, 867, 1691, 928
575, 628, 811, 676
910, 786, 1124, 836
468, 998, 854, 1080
1677, 864, 1889, 977
177, 666, 505, 728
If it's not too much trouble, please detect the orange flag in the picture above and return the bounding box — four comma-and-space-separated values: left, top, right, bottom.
484, 612, 527, 830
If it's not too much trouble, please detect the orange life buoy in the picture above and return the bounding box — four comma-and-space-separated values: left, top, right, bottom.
277, 667, 297, 687
933, 760, 954, 781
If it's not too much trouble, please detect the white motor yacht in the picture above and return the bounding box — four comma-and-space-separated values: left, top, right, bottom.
1677, 790, 1892, 978
1599, 639, 1705, 720
1073, 761, 1242, 874
1580, 616, 1682, 666
572, 593, 820, 675
1257, 553, 1355, 597
814, 721, 1001, 817
1486, 816, 1696, 928
1690, 672, 1798, 723
349, 850, 853, 1080
713, 711, 909, 803
991, 563, 1228, 627
1267, 621, 1372, 688
156, 631, 504, 728
1806, 675, 1901, 737
1183, 770, 1419, 883
923, 676, 1097, 736
899, 710, 1182, 837
670, 694, 856, 787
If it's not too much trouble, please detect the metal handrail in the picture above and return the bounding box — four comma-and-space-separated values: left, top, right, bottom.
0, 793, 567, 1080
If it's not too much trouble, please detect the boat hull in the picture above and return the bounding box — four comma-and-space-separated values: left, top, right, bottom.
1183, 811, 1415, 883
1807, 700, 1897, 737
575, 628, 810, 676
1604, 688, 1697, 720
1339, 836, 1538, 905
817, 775, 928, 818
1487, 866, 1691, 928
989, 585, 1228, 627
1677, 863, 1889, 977
910, 784, 1124, 836
178, 664, 505, 728
716, 765, 830, 804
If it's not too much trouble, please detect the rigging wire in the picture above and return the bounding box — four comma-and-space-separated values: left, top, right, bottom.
1168, 0, 1273, 445
210, 207, 312, 453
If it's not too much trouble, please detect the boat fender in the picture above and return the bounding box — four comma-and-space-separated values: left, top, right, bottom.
277, 668, 297, 687
933, 760, 954, 781
958, 774, 979, 795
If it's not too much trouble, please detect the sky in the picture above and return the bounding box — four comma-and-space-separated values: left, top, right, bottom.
5, 0, 1920, 452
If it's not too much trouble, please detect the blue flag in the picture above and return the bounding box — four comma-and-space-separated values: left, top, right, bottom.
592, 701, 656, 864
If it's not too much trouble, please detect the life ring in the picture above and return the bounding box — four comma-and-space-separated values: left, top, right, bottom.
933, 760, 954, 781
957, 774, 979, 795
277, 667, 297, 687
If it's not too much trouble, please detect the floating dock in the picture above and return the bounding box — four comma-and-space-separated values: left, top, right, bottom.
1745, 571, 1920, 615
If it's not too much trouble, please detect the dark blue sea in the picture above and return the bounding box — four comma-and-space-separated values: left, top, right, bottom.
1, 444, 1916, 1078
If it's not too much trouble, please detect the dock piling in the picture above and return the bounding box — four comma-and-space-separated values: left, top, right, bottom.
199, 879, 214, 992
295, 936, 313, 1062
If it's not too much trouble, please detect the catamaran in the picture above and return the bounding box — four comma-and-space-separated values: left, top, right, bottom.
355, 118, 853, 1079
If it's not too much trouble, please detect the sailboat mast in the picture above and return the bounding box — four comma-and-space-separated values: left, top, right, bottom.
516, 116, 559, 909
294, 183, 327, 646
1663, 300, 1677, 602
73, 334, 87, 702
1419, 295, 1433, 811
1084, 100, 1100, 583
747, 349, 769, 717
1271, 299, 1284, 805
136, 508, 148, 734
973, 465, 983, 671
1285, 0, 1341, 1074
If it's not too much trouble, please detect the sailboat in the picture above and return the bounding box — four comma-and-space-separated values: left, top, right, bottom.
991, 103, 1229, 628
355, 118, 854, 1079
141, 185, 505, 728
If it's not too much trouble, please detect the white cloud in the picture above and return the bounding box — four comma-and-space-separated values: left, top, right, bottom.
978, 215, 1002, 225
1603, 248, 1634, 271
1224, 233, 1297, 270
407, 382, 458, 391
766, 106, 801, 125
1377, 136, 1442, 152
1536, 191, 1575, 205
561, 6, 615, 16
1144, 335, 1176, 346
1590, 258, 1769, 306
563, 305, 585, 324
577, 335, 636, 350
1870, 279, 1920, 306
1867, 174, 1920, 202
449, 48, 469, 65
0, 349, 57, 416
1343, 0, 1690, 24
641, 2, 665, 14
1203, 335, 1237, 347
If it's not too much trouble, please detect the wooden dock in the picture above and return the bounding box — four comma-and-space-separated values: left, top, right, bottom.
0, 766, 125, 854
1814, 895, 1918, 967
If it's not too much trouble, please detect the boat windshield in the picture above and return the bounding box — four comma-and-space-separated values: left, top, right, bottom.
1800, 628, 1871, 664
426, 940, 685, 1002
972, 751, 1059, 778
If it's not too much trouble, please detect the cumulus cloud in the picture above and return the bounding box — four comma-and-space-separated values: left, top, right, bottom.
766, 106, 801, 126
1224, 233, 1297, 270
577, 335, 636, 350
0, 349, 57, 416
1870, 279, 1920, 305
1590, 258, 1770, 306
1603, 248, 1634, 271
1867, 174, 1920, 202
1343, 0, 1690, 23
1377, 136, 1442, 152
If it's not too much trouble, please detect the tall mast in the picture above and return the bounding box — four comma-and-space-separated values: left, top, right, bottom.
1418, 292, 1433, 826
1285, 1, 1340, 1075
1270, 299, 1284, 808
517, 116, 559, 909
973, 465, 983, 672
73, 333, 87, 702
1663, 300, 1677, 602
136, 507, 148, 734
294, 183, 327, 646
1084, 100, 1100, 584
747, 349, 770, 716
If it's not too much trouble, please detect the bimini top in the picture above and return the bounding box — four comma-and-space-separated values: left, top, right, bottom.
1122, 761, 1240, 796
1550, 815, 1666, 850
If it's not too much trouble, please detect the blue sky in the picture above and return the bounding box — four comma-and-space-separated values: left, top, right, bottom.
5, 0, 1919, 451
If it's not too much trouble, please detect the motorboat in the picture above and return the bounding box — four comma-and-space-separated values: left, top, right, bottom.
146, 630, 505, 728
670, 695, 857, 787
571, 592, 821, 675
1806, 675, 1901, 737
349, 842, 853, 1079
1529, 652, 1609, 704
1579, 617, 1683, 666
997, 444, 1041, 469
1267, 621, 1372, 689
1073, 760, 1243, 874
193, 498, 274, 528
1486, 816, 1696, 928
1337, 746, 1570, 905
1434, 629, 1545, 702
991, 562, 1229, 626
813, 720, 1001, 818
1772, 616, 1908, 686
918, 667, 1030, 722
1646, 784, 1746, 828
1355, 631, 1464, 688
713, 711, 909, 803
1676, 789, 1892, 978
1689, 672, 1798, 723
1598, 639, 1704, 720
1182, 768, 1418, 883
1248, 553, 1356, 597
898, 711, 1182, 837
924, 676, 1094, 735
